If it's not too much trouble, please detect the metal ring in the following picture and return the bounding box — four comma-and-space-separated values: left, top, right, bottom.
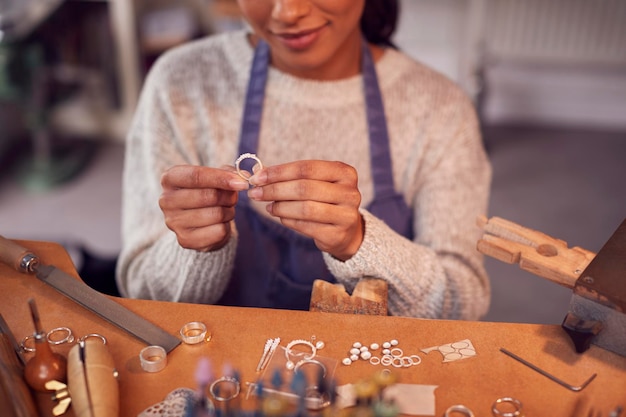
209, 376, 240, 402
20, 335, 37, 352
139, 345, 167, 373
285, 339, 317, 369
294, 358, 327, 378
445, 404, 475, 417
390, 347, 403, 358
46, 327, 74, 345
78, 334, 107, 345
369, 356, 381, 365
235, 153, 263, 182
410, 354, 422, 365
180, 321, 208, 344
492, 397, 523, 417
391, 356, 404, 368
380, 355, 393, 366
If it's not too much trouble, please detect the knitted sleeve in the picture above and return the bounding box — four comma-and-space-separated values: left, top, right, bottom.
115, 41, 239, 303
324, 88, 492, 320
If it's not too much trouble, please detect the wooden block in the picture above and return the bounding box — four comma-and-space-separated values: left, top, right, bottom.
477, 216, 596, 288
309, 277, 388, 315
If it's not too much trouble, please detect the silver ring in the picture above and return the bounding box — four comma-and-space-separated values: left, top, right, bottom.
78, 334, 107, 345
409, 354, 422, 365
235, 153, 263, 181
369, 356, 381, 365
180, 321, 208, 344
46, 327, 75, 345
294, 359, 327, 378
20, 335, 37, 352
492, 397, 523, 417
209, 376, 240, 402
390, 347, 403, 358
140, 345, 167, 373
445, 405, 475, 417
285, 339, 317, 370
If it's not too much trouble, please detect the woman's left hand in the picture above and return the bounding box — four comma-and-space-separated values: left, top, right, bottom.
247, 160, 364, 261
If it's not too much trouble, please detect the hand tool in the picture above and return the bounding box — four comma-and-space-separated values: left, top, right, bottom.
478, 216, 626, 357
0, 236, 180, 353
500, 348, 596, 392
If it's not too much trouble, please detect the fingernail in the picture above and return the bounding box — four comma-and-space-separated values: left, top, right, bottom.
248, 170, 267, 186
248, 187, 262, 199
229, 179, 250, 190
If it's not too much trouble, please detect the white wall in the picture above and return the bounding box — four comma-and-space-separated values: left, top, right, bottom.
394, 0, 626, 130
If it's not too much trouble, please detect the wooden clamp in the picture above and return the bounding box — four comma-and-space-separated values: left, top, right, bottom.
476, 216, 596, 289
309, 277, 388, 315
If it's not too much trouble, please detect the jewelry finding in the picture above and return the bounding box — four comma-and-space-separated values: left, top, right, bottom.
294, 358, 327, 378
20, 335, 37, 352
235, 153, 263, 182
491, 397, 523, 417
47, 327, 75, 345
78, 334, 107, 345
180, 321, 208, 345
209, 376, 240, 402
445, 405, 475, 417
285, 339, 318, 370
140, 345, 167, 373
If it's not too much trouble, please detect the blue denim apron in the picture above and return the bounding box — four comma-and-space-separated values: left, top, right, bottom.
218, 39, 413, 310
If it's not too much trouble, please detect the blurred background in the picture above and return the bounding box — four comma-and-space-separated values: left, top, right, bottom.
0, 0, 625, 324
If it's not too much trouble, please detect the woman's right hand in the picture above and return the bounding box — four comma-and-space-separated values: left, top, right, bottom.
159, 165, 250, 252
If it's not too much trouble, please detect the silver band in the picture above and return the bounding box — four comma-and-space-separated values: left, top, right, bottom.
294, 358, 327, 378
445, 405, 475, 417
235, 153, 263, 181
140, 345, 167, 373
47, 327, 75, 345
78, 333, 107, 345
180, 321, 208, 344
492, 397, 523, 417
209, 376, 240, 402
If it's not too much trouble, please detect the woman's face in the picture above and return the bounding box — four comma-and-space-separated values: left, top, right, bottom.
237, 0, 366, 80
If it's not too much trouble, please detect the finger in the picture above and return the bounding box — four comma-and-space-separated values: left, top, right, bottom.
159, 188, 238, 211
162, 165, 249, 191
249, 179, 361, 207
164, 206, 236, 231
266, 200, 358, 226
249, 160, 358, 187
173, 222, 232, 252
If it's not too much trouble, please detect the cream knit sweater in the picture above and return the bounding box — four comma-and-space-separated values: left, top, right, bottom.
117, 30, 492, 320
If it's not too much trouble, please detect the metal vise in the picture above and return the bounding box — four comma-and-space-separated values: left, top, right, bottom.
477, 216, 626, 358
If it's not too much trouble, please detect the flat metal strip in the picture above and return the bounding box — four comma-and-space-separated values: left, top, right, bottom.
36, 265, 180, 352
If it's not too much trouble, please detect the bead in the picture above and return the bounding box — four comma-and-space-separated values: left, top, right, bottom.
370, 343, 380, 350
353, 342, 362, 348
360, 346, 368, 352
382, 349, 391, 355
350, 354, 359, 362
390, 339, 399, 346
382, 342, 391, 349
342, 358, 352, 366
350, 348, 361, 355
315, 341, 325, 349
360, 351, 372, 360
286, 361, 295, 370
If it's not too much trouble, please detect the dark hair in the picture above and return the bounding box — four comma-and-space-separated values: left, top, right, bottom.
360, 0, 400, 47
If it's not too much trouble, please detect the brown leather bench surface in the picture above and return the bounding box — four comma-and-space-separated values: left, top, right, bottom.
1, 240, 625, 417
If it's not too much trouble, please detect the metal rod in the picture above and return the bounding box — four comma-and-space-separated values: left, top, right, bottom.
500, 347, 596, 392
27, 298, 43, 335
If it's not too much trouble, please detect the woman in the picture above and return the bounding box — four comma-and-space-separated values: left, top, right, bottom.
116, 0, 492, 319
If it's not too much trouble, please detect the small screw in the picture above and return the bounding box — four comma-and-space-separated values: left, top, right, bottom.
582, 276, 594, 284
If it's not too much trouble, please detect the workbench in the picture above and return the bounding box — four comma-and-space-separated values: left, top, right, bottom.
1, 240, 624, 416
